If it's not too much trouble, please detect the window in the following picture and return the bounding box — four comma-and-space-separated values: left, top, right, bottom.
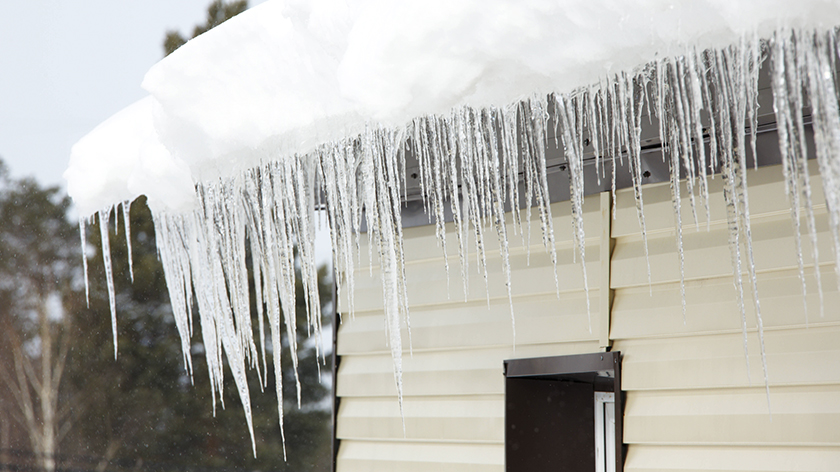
504, 352, 624, 472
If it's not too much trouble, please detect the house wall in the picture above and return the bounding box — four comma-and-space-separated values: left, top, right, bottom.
334, 161, 840, 471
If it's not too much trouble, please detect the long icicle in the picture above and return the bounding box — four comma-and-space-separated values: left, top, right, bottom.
98, 208, 118, 359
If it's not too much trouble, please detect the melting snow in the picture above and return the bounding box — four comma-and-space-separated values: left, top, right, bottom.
64, 0, 840, 454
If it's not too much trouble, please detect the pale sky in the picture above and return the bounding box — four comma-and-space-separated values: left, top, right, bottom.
0, 0, 266, 190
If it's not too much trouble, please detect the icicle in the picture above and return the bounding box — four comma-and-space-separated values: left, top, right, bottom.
802, 30, 840, 300
772, 29, 813, 323
458, 107, 491, 299
673, 56, 700, 227
789, 32, 825, 319
443, 114, 470, 300
278, 158, 304, 406
737, 37, 772, 411
600, 76, 619, 222
686, 47, 712, 229
587, 86, 603, 187
482, 107, 516, 343
528, 98, 560, 297
555, 94, 592, 330
426, 116, 451, 290
79, 218, 90, 308
656, 57, 688, 322
371, 125, 408, 423
618, 71, 652, 293
152, 212, 194, 377
122, 200, 134, 283
714, 37, 771, 411
98, 208, 118, 359
381, 127, 413, 355
243, 169, 268, 387
191, 188, 226, 413
711, 46, 753, 385
518, 102, 536, 265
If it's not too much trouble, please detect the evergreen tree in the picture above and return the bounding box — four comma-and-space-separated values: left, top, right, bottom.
65, 199, 332, 471
163, 1, 249, 56
0, 160, 81, 472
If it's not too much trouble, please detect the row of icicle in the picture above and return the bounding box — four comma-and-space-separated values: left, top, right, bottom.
80, 26, 840, 454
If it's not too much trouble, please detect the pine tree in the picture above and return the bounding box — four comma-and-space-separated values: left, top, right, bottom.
163, 1, 249, 57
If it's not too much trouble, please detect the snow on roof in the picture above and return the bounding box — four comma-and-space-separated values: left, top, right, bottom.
62, 0, 840, 456
66, 96, 195, 215
65, 0, 840, 215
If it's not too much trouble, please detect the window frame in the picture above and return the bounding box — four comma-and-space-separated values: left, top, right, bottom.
504, 351, 624, 472
594, 391, 616, 472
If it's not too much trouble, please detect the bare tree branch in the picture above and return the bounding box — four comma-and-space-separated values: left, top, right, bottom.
50, 308, 72, 394
94, 439, 121, 472
11, 340, 41, 453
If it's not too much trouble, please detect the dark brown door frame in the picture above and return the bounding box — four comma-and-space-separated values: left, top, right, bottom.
504, 351, 624, 472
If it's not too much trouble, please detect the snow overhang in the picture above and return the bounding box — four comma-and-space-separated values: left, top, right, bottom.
65, 0, 840, 215
66, 96, 196, 216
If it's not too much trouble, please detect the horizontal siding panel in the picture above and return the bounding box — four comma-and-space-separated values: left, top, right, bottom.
338, 241, 600, 313
625, 445, 840, 472
336, 163, 838, 470
337, 341, 600, 397
337, 440, 503, 472
335, 196, 605, 472
338, 196, 604, 314
612, 162, 825, 238
611, 266, 840, 340
624, 385, 840, 446
338, 291, 600, 355
337, 395, 503, 442
616, 325, 840, 390
394, 197, 604, 259
611, 211, 834, 289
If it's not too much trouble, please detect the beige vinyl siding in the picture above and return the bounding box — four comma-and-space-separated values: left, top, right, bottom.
336, 197, 604, 471
335, 162, 840, 471
612, 161, 840, 471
